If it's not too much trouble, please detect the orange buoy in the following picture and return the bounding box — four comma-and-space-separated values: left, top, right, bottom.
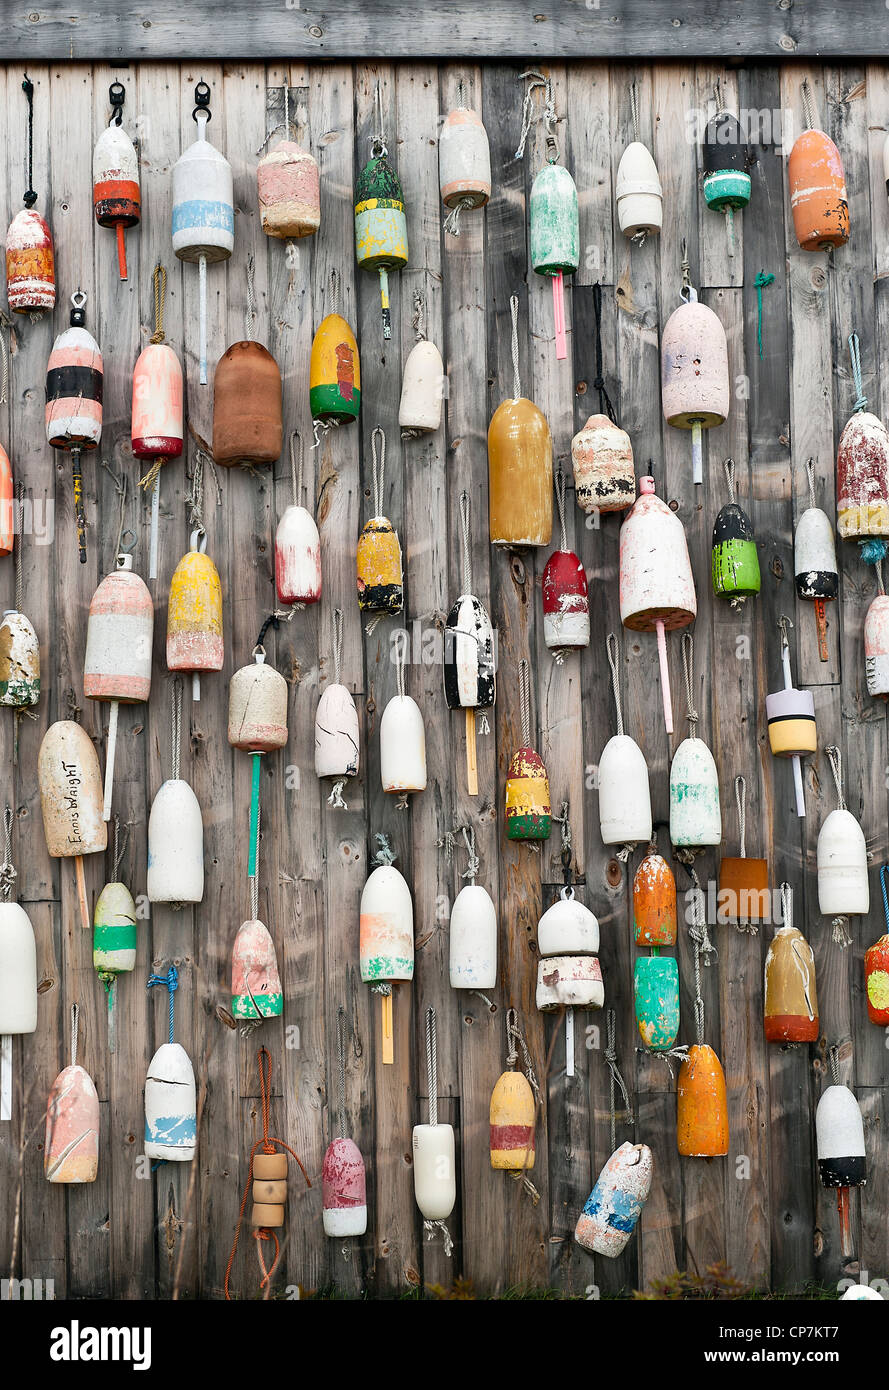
718, 774, 769, 927
0, 445, 13, 557
488, 295, 552, 549
633, 845, 676, 947
44, 1004, 99, 1184
788, 93, 849, 252
676, 1044, 729, 1157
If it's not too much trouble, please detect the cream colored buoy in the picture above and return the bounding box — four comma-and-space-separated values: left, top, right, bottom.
537, 885, 600, 956
412, 1008, 456, 1248
148, 684, 203, 906
228, 647, 288, 755
276, 431, 321, 607
575, 1142, 653, 1258
616, 126, 662, 241
145, 1043, 197, 1161
817, 745, 868, 948
399, 317, 444, 437
45, 1004, 98, 1183
38, 720, 107, 932
449, 826, 497, 989
360, 844, 413, 1066
571, 413, 635, 515
0, 806, 37, 1122
536, 881, 602, 1076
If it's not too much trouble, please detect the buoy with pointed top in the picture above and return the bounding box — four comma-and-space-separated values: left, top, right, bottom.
440, 101, 491, 235
795, 460, 837, 664
616, 143, 663, 240
767, 618, 814, 819
633, 847, 677, 947
44, 1006, 98, 1183
315, 609, 359, 806
490, 1010, 536, 1173
93, 83, 140, 281
661, 273, 729, 487
506, 659, 551, 842
836, 333, 889, 543
619, 476, 696, 735
542, 471, 589, 656
38, 720, 107, 933
167, 530, 224, 702
816, 1074, 866, 1258
788, 83, 849, 251
633, 838, 679, 1052
444, 491, 495, 797
148, 683, 203, 906
575, 1142, 653, 1258
764, 883, 818, 1043
413, 1007, 456, 1241
360, 847, 413, 1066
46, 291, 103, 565
712, 459, 760, 606
488, 295, 552, 549
354, 127, 407, 340
6, 76, 55, 315
172, 82, 233, 385
677, 1044, 729, 1158
702, 110, 750, 258
357, 426, 403, 619
571, 413, 636, 515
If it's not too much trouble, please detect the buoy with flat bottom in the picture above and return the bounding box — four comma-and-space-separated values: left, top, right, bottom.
360, 845, 413, 1066
795, 459, 837, 663
93, 83, 140, 280
44, 1005, 99, 1183
702, 111, 750, 257
575, 1142, 653, 1258
38, 720, 107, 933
45, 291, 103, 565
6, 77, 55, 315
145, 965, 196, 1161
661, 273, 729, 488
93, 870, 137, 1054
444, 492, 495, 796
817, 1074, 866, 1258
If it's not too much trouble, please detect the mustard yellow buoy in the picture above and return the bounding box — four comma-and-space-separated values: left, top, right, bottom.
677, 1044, 729, 1157
488, 295, 552, 549
490, 1070, 535, 1170
357, 426, 402, 617
504, 658, 551, 842
310, 311, 360, 424
167, 530, 223, 700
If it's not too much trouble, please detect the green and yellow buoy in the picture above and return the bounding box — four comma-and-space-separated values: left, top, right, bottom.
355, 138, 408, 342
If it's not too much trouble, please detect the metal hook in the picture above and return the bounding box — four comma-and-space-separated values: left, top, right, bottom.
108, 81, 125, 125
70, 289, 87, 311
193, 80, 212, 123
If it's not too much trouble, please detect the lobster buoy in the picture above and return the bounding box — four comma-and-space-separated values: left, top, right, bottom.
506, 748, 551, 843
619, 476, 696, 734
795, 490, 837, 663
359, 863, 414, 986
764, 927, 818, 1043
257, 140, 320, 240
93, 880, 137, 980
866, 932, 889, 1025
488, 399, 553, 549
712, 497, 760, 607
571, 414, 635, 515
399, 338, 444, 436
634, 954, 680, 1051
93, 87, 140, 281
718, 774, 769, 927
172, 83, 233, 385
145, 1041, 197, 1161
228, 649, 288, 754
310, 312, 360, 424
380, 691, 427, 796
598, 735, 652, 851
817, 808, 869, 917
6, 209, 55, 315
0, 609, 40, 709
542, 548, 589, 654
322, 1137, 368, 1236
766, 687, 816, 758
147, 778, 204, 905
536, 952, 604, 1012
633, 850, 677, 946
46, 291, 103, 564
490, 1070, 535, 1170
444, 594, 496, 712
702, 112, 750, 256
45, 1062, 99, 1184
38, 721, 107, 933
669, 736, 722, 849
315, 684, 360, 782
0, 447, 12, 558
413, 1123, 457, 1223
788, 127, 849, 252
275, 503, 321, 608
530, 162, 579, 358
355, 147, 408, 340
676, 1044, 729, 1157
440, 103, 491, 234
575, 1142, 653, 1258
231, 919, 283, 1020
167, 532, 224, 699
816, 1082, 866, 1257
357, 428, 403, 617
212, 341, 283, 467
615, 141, 663, 239
132, 343, 183, 464
661, 292, 729, 487
449, 883, 497, 990
836, 411, 889, 542
0, 902, 37, 1034
537, 887, 599, 956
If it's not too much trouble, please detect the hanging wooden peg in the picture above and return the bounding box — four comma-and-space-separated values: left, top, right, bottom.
133, 264, 184, 581
718, 775, 768, 931
0, 806, 37, 1122
795, 458, 837, 664
323, 1007, 367, 1238
413, 1007, 456, 1254
816, 1045, 866, 1259
444, 490, 495, 797
44, 1004, 99, 1183
354, 83, 408, 341
615, 79, 662, 243
661, 246, 729, 488
45, 290, 103, 565
360, 834, 414, 1066
93, 82, 140, 281
817, 745, 868, 949
6, 76, 55, 315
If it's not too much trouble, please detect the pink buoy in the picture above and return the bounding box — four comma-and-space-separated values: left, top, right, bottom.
44, 1005, 99, 1184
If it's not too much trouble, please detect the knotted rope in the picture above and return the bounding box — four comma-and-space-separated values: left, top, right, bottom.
422, 1006, 454, 1255
592, 282, 617, 420
605, 1008, 633, 1153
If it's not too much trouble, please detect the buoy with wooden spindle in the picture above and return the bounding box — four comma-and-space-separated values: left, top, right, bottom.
354, 88, 407, 342
571, 412, 636, 515
536, 875, 603, 1078
93, 819, 137, 1055
767, 615, 814, 820
45, 290, 103, 565
0, 807, 36, 1123
44, 1004, 98, 1183
576, 1141, 653, 1258
84, 540, 153, 822
315, 608, 359, 809
490, 1008, 538, 1195
212, 265, 283, 468
702, 107, 750, 258
865, 864, 889, 1025
788, 80, 849, 252
836, 333, 889, 545
145, 964, 196, 1161
669, 633, 722, 851
147, 680, 204, 906
488, 294, 553, 549
818, 744, 868, 949
712, 458, 760, 607
506, 658, 551, 843
598, 632, 652, 859
167, 526, 224, 702
357, 426, 403, 624
542, 469, 589, 658
133, 264, 183, 580
816, 1048, 866, 1259
172, 81, 233, 385
399, 295, 444, 437
6, 75, 55, 315
661, 256, 729, 488
449, 825, 497, 990
619, 475, 696, 735
718, 774, 768, 929
257, 83, 320, 246
440, 90, 491, 236
615, 81, 663, 241
323, 1007, 367, 1237
380, 631, 426, 802
360, 836, 413, 1067
795, 457, 837, 664
764, 882, 818, 1043
38, 720, 107, 933
310, 271, 360, 427
444, 491, 495, 797
93, 82, 140, 282
633, 837, 680, 1052
520, 68, 578, 360
413, 1007, 456, 1252
276, 430, 321, 608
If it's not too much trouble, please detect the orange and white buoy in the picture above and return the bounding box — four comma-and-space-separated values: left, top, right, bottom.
677, 1043, 729, 1158
93, 83, 140, 281
360, 840, 413, 1066
788, 82, 849, 252
440, 97, 491, 236
132, 265, 183, 579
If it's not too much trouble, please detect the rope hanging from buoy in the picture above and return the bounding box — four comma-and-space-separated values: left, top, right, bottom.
605, 1008, 633, 1154
421, 1006, 453, 1255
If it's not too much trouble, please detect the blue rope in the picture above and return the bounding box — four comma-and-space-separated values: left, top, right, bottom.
848, 333, 867, 412
147, 963, 179, 1045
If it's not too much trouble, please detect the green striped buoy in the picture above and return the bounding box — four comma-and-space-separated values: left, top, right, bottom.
712, 500, 761, 606
703, 113, 750, 256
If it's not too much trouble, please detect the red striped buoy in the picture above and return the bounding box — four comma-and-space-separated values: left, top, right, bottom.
45, 291, 103, 565
93, 84, 140, 281
6, 78, 54, 315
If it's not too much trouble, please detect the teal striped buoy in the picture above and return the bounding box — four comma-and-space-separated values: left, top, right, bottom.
702, 113, 750, 257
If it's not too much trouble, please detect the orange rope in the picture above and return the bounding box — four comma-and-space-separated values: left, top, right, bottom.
223, 1048, 311, 1301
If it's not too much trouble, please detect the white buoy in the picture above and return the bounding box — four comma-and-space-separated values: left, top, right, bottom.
449, 882, 497, 990
413, 1007, 456, 1246
598, 635, 651, 851
144, 1041, 197, 1161
314, 684, 360, 779
537, 887, 599, 956
536, 954, 604, 1011
360, 854, 414, 1065
817, 808, 869, 916
147, 779, 204, 905
0, 894, 37, 1123
816, 1078, 867, 1258
399, 337, 444, 435
380, 692, 427, 796
670, 737, 722, 848
616, 141, 663, 239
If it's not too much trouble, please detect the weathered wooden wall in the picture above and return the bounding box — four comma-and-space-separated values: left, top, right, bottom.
1, 58, 888, 1300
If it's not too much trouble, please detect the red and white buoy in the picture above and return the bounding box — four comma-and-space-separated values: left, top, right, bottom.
440, 94, 491, 236
276, 431, 321, 608
132, 265, 183, 579
619, 476, 696, 734
323, 1006, 367, 1238
93, 83, 140, 281
661, 267, 729, 488
6, 77, 55, 316
45, 291, 103, 565
542, 469, 589, 659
